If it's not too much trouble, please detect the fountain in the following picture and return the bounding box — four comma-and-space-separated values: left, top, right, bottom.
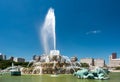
41, 8, 56, 54
21, 7, 109, 80
21, 8, 80, 75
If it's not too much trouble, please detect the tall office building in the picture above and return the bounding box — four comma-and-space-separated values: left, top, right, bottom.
14, 57, 25, 62
94, 58, 105, 67
0, 53, 6, 60
80, 58, 94, 66
109, 53, 120, 67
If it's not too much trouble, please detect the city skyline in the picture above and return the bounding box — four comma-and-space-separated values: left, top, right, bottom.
0, 0, 120, 63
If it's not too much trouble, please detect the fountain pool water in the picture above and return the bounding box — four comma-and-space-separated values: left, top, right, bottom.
1, 73, 119, 82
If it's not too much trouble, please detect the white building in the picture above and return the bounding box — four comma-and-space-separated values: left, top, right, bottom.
0, 53, 6, 60
14, 58, 25, 62
80, 58, 105, 67
94, 59, 105, 67
80, 58, 94, 66
109, 53, 120, 67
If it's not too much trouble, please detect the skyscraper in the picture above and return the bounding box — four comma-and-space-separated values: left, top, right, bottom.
0, 53, 6, 60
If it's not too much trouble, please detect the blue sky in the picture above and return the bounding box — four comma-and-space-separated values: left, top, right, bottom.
0, 0, 120, 64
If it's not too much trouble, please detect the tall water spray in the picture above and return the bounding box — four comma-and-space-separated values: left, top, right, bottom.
41, 8, 56, 54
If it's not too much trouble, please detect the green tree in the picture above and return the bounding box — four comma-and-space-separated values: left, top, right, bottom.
80, 63, 89, 67
0, 60, 29, 69
115, 67, 120, 70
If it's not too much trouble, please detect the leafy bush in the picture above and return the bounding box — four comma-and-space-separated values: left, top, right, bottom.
115, 67, 120, 70
0, 60, 29, 69
80, 63, 89, 67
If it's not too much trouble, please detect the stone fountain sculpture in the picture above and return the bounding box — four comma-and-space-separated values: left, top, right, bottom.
73, 67, 109, 80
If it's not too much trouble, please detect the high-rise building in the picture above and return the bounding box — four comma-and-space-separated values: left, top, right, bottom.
94, 59, 105, 67
111, 53, 117, 59
33, 55, 36, 60
80, 58, 94, 66
109, 53, 120, 67
80, 58, 105, 67
14, 58, 25, 62
71, 56, 78, 62
0, 53, 6, 60
9, 56, 14, 61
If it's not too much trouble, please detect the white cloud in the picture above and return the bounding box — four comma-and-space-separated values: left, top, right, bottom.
86, 30, 101, 35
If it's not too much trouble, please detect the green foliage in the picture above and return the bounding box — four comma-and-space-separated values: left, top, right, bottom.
0, 60, 29, 69
0, 60, 12, 69
14, 62, 29, 67
80, 63, 89, 67
115, 67, 120, 70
